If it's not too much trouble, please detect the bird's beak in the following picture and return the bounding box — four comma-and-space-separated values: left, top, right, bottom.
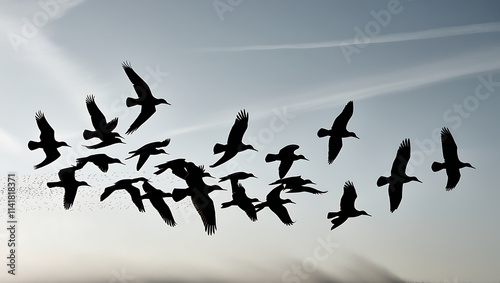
367, 213, 372, 217
304, 158, 309, 161
417, 179, 423, 183
119, 162, 126, 165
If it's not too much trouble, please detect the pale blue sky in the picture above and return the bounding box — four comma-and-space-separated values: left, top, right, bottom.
1, 1, 500, 282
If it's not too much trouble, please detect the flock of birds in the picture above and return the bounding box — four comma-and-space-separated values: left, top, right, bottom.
27, 61, 475, 235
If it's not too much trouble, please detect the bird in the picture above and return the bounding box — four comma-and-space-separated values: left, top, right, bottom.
76, 153, 124, 172
255, 185, 295, 225
28, 111, 70, 169
265, 144, 308, 178
219, 171, 256, 188
269, 175, 326, 195
210, 110, 257, 168
122, 61, 170, 134
100, 177, 149, 212
317, 101, 359, 164
139, 181, 176, 227
327, 181, 371, 230
377, 139, 422, 212
125, 139, 170, 171
432, 127, 475, 190
221, 182, 260, 222
82, 95, 123, 148
46, 166, 89, 209
154, 158, 188, 177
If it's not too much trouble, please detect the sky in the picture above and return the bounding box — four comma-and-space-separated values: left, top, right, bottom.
1, 0, 499, 282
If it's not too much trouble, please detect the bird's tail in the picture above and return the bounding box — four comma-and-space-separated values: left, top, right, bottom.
213, 143, 226, 154
126, 97, 140, 107
172, 188, 190, 202
83, 129, 99, 140
27, 141, 41, 150
254, 202, 266, 212
327, 211, 339, 219
46, 182, 59, 188
376, 176, 390, 187
317, 128, 330, 138
265, 153, 279, 163
431, 162, 445, 172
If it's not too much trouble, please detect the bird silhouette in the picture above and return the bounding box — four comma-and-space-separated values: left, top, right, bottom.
82, 95, 123, 148
100, 177, 148, 212
265, 144, 308, 178
327, 181, 371, 230
46, 166, 89, 209
139, 181, 176, 227
255, 185, 295, 225
28, 111, 70, 169
219, 171, 256, 188
122, 61, 170, 134
221, 182, 259, 222
377, 139, 422, 212
317, 101, 359, 164
76, 153, 124, 172
154, 158, 188, 177
125, 139, 170, 171
210, 110, 257, 168
432, 127, 475, 190
269, 176, 326, 194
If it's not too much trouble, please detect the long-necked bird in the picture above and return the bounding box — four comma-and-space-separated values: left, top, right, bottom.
28, 111, 70, 169
317, 101, 359, 164
82, 95, 123, 149
327, 181, 370, 230
210, 110, 257, 168
219, 171, 256, 188
270, 175, 326, 195
377, 139, 422, 212
47, 166, 89, 209
122, 61, 170, 134
221, 182, 260, 222
126, 139, 170, 171
76, 153, 124, 172
265, 144, 308, 178
432, 127, 475, 190
100, 177, 148, 212
139, 181, 176, 227
255, 185, 295, 226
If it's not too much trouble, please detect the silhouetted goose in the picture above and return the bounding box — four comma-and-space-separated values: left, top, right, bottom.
47, 166, 89, 209
221, 183, 259, 221
377, 139, 422, 212
122, 61, 170, 134
83, 95, 123, 148
154, 158, 188, 177
126, 139, 170, 171
219, 171, 256, 188
265, 144, 308, 178
210, 110, 257, 168
28, 111, 70, 169
139, 181, 176, 227
100, 177, 148, 212
327, 181, 370, 230
76, 153, 124, 172
255, 185, 295, 225
317, 101, 359, 164
269, 176, 326, 194
432, 127, 475, 190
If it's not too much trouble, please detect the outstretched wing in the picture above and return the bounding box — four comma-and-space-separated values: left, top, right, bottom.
227, 110, 249, 145
35, 111, 55, 141
327, 136, 342, 164
86, 95, 111, 132
269, 203, 294, 226
340, 181, 357, 212
332, 101, 354, 129
126, 105, 155, 134
441, 127, 459, 163
388, 182, 403, 212
122, 61, 151, 100
191, 191, 217, 235
391, 139, 411, 176
149, 195, 176, 227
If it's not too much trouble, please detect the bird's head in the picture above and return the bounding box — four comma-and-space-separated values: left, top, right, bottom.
243, 172, 257, 179
207, 185, 226, 193
349, 131, 360, 139
298, 155, 309, 161
80, 181, 91, 187
360, 210, 371, 217
411, 176, 422, 183
59, 141, 71, 147
159, 98, 171, 105
283, 199, 295, 205
243, 144, 258, 152
112, 158, 125, 165
304, 178, 316, 185
464, 162, 475, 169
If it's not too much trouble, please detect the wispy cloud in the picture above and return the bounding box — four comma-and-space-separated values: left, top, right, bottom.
197, 22, 500, 52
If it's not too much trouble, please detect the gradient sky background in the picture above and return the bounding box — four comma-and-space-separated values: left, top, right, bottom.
1, 1, 499, 282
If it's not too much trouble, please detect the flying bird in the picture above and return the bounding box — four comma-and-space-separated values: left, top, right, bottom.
265, 144, 308, 178
377, 139, 422, 212
126, 139, 170, 171
327, 181, 371, 230
221, 182, 260, 222
139, 181, 176, 227
210, 110, 257, 168
100, 177, 149, 212
75, 153, 124, 172
122, 61, 170, 134
46, 166, 89, 209
432, 127, 475, 190
255, 185, 295, 226
28, 111, 70, 169
219, 171, 256, 188
82, 95, 123, 148
270, 176, 326, 195
317, 101, 359, 164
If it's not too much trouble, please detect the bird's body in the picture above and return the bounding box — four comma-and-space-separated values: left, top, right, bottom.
221, 183, 259, 221
327, 181, 370, 230
219, 171, 256, 188
126, 139, 170, 171
82, 95, 123, 148
76, 153, 124, 172
122, 61, 170, 134
432, 127, 474, 190
377, 139, 422, 212
28, 111, 70, 169
46, 166, 89, 209
100, 177, 148, 212
265, 144, 308, 178
269, 176, 326, 195
317, 101, 358, 164
139, 181, 176, 227
210, 110, 257, 168
255, 185, 295, 225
